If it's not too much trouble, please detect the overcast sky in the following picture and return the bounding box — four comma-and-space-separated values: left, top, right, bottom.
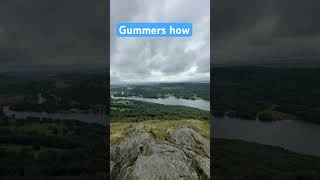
213, 0, 320, 65
1, 0, 319, 74
0, 0, 106, 72
111, 0, 210, 83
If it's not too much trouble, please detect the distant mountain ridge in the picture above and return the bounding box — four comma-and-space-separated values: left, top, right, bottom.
213, 58, 320, 68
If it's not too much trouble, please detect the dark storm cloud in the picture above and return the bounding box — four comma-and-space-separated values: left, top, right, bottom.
213, 0, 320, 65
0, 0, 106, 70
273, 0, 320, 37
213, 0, 271, 37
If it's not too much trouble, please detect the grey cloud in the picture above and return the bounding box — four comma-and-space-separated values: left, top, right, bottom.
111, 0, 210, 83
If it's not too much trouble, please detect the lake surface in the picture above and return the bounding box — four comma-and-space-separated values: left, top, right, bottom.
213, 117, 320, 156
112, 96, 210, 111
3, 106, 107, 126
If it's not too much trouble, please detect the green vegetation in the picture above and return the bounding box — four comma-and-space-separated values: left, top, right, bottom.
110, 99, 210, 144
213, 67, 320, 122
110, 119, 210, 144
111, 82, 209, 100
110, 99, 209, 122
213, 138, 320, 180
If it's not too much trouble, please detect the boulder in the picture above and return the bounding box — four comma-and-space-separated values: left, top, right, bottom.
110, 124, 210, 180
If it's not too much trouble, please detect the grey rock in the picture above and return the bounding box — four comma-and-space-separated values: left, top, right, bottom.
168, 126, 210, 178
110, 161, 115, 172
168, 126, 210, 157
110, 124, 210, 180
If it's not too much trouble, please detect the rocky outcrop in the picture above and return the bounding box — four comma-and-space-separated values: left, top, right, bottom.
110, 124, 210, 180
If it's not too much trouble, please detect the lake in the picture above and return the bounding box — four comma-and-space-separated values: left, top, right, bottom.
2, 106, 107, 126
213, 117, 320, 156
112, 96, 210, 111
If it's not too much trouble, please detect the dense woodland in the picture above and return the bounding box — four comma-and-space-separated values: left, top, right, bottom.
212, 67, 320, 123
110, 99, 209, 121
0, 117, 106, 178
213, 138, 320, 180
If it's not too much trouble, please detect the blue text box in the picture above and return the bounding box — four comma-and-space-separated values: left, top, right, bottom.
116, 23, 192, 37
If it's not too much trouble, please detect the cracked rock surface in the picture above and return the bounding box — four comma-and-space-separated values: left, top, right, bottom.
110, 124, 210, 180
